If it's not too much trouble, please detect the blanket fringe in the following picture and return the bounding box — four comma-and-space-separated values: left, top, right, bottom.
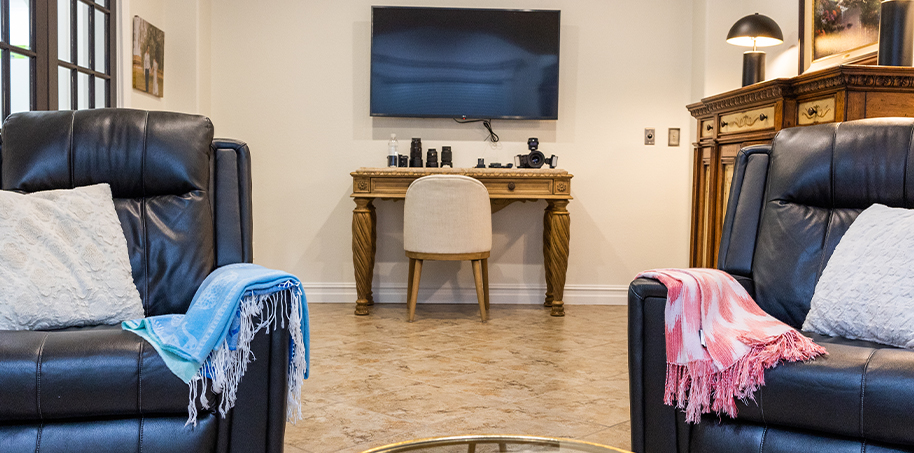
664, 329, 826, 423
186, 281, 307, 427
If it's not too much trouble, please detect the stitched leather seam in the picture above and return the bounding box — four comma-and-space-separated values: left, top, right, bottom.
137, 340, 144, 414
758, 384, 765, 425
758, 426, 767, 453
139, 416, 144, 453
141, 112, 149, 313
860, 348, 878, 439
905, 125, 914, 207
67, 112, 75, 188
35, 332, 50, 420
831, 123, 838, 210
722, 151, 746, 269
817, 124, 839, 278
35, 423, 42, 453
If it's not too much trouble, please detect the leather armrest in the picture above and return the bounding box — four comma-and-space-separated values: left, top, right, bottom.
628, 278, 680, 453
218, 326, 291, 453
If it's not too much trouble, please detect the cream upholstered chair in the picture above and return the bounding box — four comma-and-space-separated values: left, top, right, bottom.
404, 175, 492, 322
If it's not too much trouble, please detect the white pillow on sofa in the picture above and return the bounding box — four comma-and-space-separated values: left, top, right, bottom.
0, 183, 144, 330
803, 203, 914, 348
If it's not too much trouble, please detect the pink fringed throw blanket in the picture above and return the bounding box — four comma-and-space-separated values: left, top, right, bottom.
637, 268, 826, 423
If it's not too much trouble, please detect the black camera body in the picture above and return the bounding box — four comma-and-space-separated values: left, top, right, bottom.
514, 137, 558, 169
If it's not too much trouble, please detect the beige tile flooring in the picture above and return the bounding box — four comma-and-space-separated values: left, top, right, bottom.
284, 303, 631, 453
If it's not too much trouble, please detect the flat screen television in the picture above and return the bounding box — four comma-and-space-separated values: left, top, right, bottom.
370, 6, 560, 120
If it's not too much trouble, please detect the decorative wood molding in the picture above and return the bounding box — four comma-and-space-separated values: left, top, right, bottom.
688, 84, 787, 117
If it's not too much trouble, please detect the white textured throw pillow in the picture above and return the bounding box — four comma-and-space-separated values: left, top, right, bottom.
0, 183, 144, 330
803, 203, 914, 348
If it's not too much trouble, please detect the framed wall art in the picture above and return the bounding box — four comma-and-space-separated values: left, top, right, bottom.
132, 16, 164, 97
800, 0, 880, 73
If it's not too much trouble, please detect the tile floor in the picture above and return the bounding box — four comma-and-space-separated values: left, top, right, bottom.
284, 303, 631, 453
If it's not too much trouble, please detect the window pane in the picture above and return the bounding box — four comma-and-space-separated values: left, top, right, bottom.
11, 0, 31, 50
11, 53, 32, 114
58, 0, 71, 62
94, 10, 106, 72
97, 0, 107, 8
77, 71, 88, 109
95, 76, 105, 108
58, 66, 72, 109
77, 1, 89, 67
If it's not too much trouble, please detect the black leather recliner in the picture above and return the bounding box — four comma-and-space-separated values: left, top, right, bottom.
0, 109, 291, 453
629, 118, 914, 453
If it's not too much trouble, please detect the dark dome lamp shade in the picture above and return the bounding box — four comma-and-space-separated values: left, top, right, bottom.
727, 13, 784, 86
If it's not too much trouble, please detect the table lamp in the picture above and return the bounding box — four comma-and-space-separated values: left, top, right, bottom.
726, 13, 784, 86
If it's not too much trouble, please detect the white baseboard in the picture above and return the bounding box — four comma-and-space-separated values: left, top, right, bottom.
300, 282, 628, 305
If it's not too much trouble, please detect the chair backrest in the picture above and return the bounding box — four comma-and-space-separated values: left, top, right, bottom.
722, 117, 914, 328
404, 174, 492, 254
0, 109, 253, 316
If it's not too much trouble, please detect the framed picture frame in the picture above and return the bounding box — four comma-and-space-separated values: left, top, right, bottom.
132, 16, 165, 97
799, 0, 881, 74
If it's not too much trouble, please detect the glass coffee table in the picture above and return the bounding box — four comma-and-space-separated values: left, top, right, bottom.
362, 435, 631, 453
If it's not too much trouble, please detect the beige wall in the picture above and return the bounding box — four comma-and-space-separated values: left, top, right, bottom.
117, 0, 802, 305
118, 0, 210, 114
692, 0, 799, 100
205, 0, 695, 305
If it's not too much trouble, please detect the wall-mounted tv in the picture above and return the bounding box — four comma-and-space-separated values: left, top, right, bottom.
370, 6, 560, 120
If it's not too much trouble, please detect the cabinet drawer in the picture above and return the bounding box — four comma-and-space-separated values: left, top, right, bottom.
719, 105, 775, 134
370, 177, 413, 194
798, 96, 836, 125
700, 119, 715, 138
480, 178, 553, 196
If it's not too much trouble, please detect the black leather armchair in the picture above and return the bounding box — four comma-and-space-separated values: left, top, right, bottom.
0, 109, 291, 453
629, 118, 914, 452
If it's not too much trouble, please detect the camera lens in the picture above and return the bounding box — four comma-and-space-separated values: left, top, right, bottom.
528, 150, 545, 168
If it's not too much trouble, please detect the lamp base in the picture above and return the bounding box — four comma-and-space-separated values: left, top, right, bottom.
878, 0, 914, 66
742, 51, 766, 86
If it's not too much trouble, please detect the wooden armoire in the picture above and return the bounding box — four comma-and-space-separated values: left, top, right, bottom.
688, 64, 914, 268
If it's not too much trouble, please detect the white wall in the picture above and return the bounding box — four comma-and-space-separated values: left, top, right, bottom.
206, 0, 696, 305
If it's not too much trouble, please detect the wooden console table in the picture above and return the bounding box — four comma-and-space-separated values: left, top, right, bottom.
687, 64, 914, 268
350, 167, 573, 317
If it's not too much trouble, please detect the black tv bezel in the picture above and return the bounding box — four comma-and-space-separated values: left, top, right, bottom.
369, 5, 561, 121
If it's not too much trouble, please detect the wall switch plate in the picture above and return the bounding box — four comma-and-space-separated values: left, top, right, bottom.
644, 128, 655, 145
668, 128, 681, 146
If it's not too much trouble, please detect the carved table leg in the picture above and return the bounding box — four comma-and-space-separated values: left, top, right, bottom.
544, 200, 571, 317
543, 205, 554, 307
352, 197, 376, 315
368, 201, 377, 306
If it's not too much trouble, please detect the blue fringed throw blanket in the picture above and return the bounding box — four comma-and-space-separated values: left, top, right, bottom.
122, 263, 309, 426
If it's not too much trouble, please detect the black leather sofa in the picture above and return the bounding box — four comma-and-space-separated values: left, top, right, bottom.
629, 118, 914, 452
0, 109, 291, 453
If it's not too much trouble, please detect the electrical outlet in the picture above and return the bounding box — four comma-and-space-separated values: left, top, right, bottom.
669, 128, 681, 146
644, 128, 655, 145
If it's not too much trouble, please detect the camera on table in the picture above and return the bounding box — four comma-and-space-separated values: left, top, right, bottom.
514, 137, 558, 169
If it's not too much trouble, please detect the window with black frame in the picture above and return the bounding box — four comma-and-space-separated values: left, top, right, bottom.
0, 0, 116, 123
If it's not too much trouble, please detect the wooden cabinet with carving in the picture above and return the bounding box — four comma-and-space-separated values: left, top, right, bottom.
687, 65, 914, 268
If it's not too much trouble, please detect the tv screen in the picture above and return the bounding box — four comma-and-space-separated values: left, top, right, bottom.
370, 7, 560, 120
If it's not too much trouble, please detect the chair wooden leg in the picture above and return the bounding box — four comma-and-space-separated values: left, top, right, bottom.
407, 258, 416, 303
472, 259, 487, 322
482, 258, 490, 311
408, 259, 423, 322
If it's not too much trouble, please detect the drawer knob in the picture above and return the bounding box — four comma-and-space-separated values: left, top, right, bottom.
508, 182, 516, 191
